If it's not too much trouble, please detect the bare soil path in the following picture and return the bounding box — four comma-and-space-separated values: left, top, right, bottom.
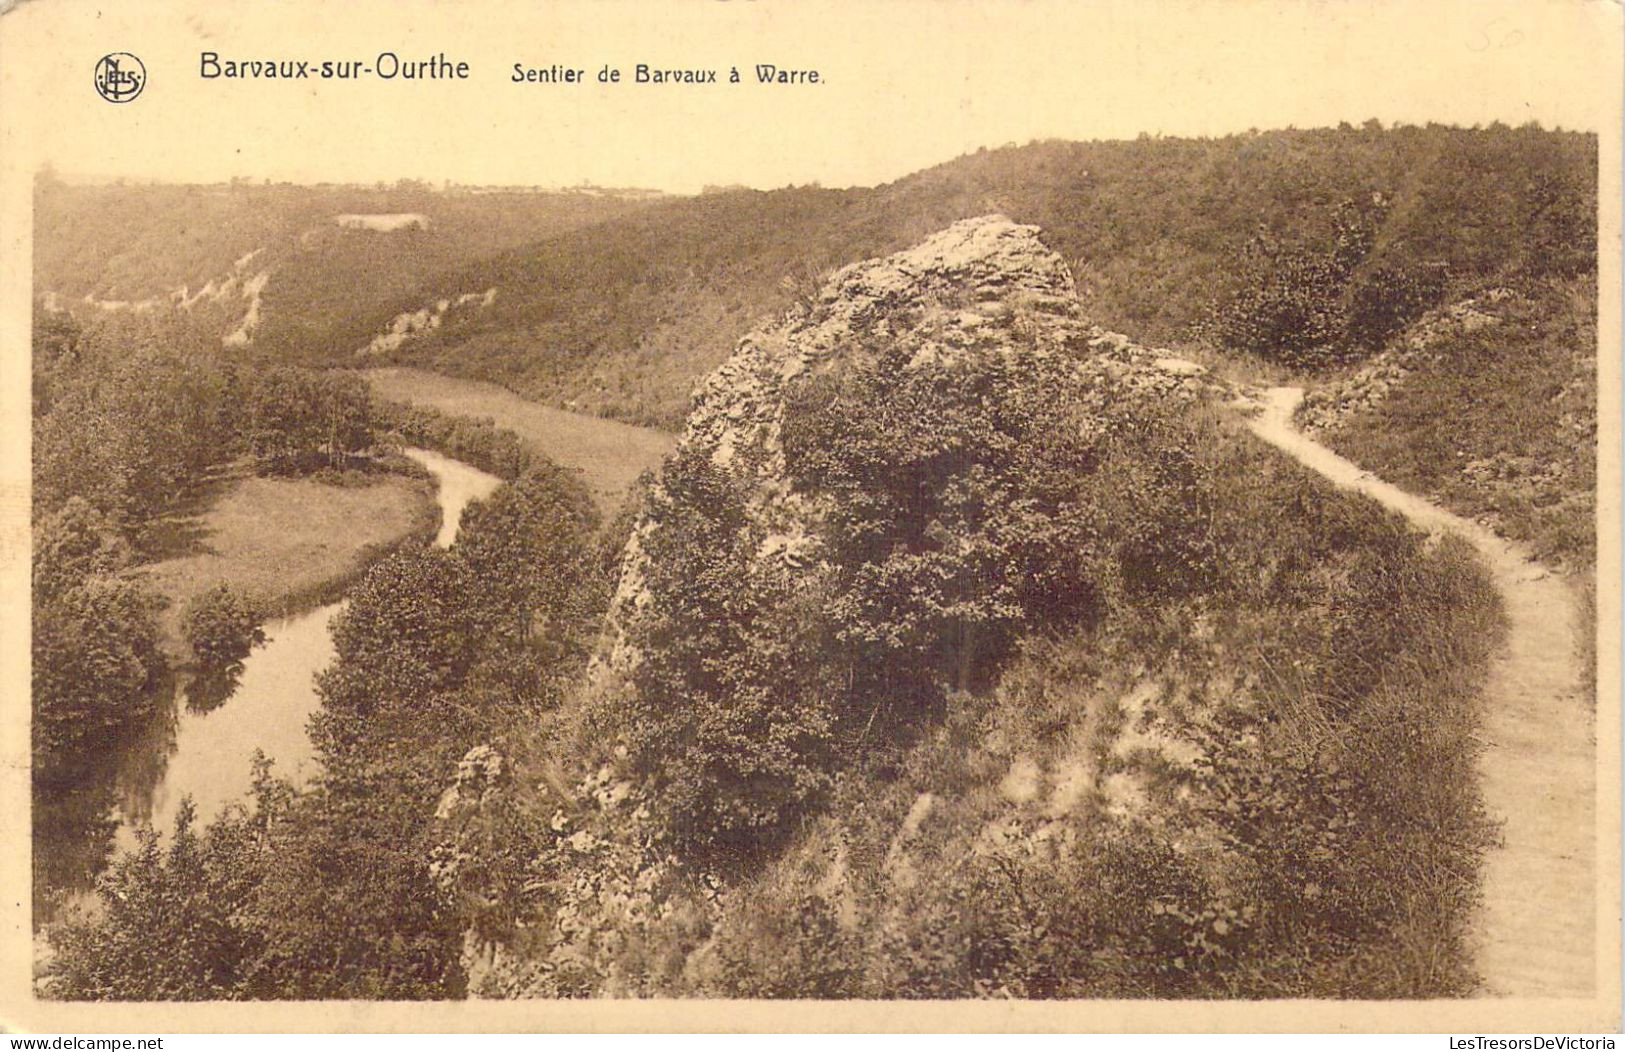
1248, 386, 1595, 998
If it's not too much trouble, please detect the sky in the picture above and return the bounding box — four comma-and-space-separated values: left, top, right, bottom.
1, 0, 1619, 193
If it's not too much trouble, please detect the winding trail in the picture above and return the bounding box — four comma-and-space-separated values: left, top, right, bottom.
1247, 386, 1595, 998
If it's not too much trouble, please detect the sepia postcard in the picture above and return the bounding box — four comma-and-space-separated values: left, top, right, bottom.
0, 0, 1620, 1034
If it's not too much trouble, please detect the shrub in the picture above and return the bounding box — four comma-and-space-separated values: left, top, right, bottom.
45, 801, 257, 1001
180, 584, 266, 669
32, 497, 132, 603
782, 343, 1118, 695
1344, 261, 1450, 350
617, 448, 839, 864
1208, 244, 1347, 366
1205, 194, 1455, 367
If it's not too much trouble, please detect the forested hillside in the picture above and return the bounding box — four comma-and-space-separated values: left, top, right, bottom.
34, 177, 656, 359
325, 123, 1593, 428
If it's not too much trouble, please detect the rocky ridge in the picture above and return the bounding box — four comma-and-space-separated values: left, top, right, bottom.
597, 214, 1219, 679
444, 215, 1230, 995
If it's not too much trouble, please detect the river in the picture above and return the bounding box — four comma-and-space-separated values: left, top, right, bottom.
41, 449, 502, 916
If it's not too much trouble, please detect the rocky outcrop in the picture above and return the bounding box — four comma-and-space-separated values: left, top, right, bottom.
1297, 289, 1512, 433
44, 247, 272, 349
598, 214, 1222, 679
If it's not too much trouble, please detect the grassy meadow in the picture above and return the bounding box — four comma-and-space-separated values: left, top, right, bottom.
133, 469, 437, 656
362, 366, 675, 509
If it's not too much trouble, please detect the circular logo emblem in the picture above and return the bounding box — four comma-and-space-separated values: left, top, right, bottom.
94, 53, 146, 103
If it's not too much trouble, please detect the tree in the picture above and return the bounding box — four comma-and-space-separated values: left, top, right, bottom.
46, 801, 258, 1000
32, 497, 132, 603
453, 463, 597, 650
31, 303, 83, 417
32, 576, 164, 786
1206, 194, 1401, 366
180, 584, 266, 669
33, 318, 249, 527
618, 447, 838, 863
243, 368, 375, 474
309, 544, 496, 763
1344, 260, 1449, 350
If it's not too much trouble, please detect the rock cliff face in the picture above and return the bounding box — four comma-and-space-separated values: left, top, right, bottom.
598, 214, 1215, 680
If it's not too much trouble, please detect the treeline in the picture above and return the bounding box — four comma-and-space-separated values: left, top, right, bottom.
34, 306, 389, 536
373, 401, 543, 481
321, 122, 1594, 426
42, 417, 616, 999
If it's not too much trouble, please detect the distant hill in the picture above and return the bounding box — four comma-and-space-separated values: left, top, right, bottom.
35, 125, 1595, 432
316, 123, 1595, 428
33, 178, 658, 358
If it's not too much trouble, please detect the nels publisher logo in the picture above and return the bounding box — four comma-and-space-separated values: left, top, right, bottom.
94, 52, 146, 103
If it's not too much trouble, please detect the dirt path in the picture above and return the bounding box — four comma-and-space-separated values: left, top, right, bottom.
1247, 386, 1595, 998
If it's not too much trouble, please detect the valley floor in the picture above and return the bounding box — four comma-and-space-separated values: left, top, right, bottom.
361, 366, 676, 511
1248, 387, 1595, 998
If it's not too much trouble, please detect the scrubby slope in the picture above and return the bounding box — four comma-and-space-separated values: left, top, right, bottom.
1253, 387, 1593, 997
1300, 278, 1597, 568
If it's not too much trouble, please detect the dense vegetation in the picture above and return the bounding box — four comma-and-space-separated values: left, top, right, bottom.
45, 436, 607, 999
675, 425, 1501, 998
373, 400, 548, 482
33, 309, 389, 537
32, 498, 162, 789
503, 340, 1503, 998
45, 342, 1503, 999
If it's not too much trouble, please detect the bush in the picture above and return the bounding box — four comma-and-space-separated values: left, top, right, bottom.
32, 497, 132, 604
1344, 261, 1450, 349
1208, 245, 1350, 366
180, 584, 266, 669
1207, 194, 1455, 366
616, 448, 839, 864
